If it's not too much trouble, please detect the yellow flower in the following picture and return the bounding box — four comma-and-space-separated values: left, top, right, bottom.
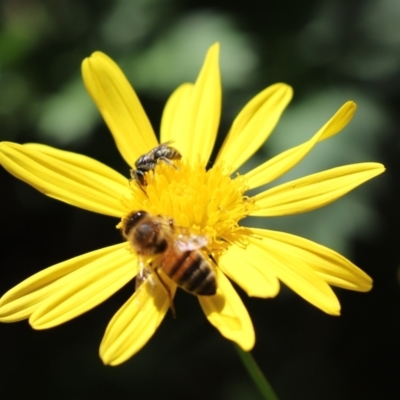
0, 43, 384, 366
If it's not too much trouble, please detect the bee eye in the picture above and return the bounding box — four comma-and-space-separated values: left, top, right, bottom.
123, 210, 147, 235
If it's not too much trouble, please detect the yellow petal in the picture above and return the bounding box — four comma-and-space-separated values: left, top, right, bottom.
82, 52, 158, 166
246, 230, 341, 315
160, 43, 221, 165
0, 142, 129, 217
25, 143, 128, 187
30, 246, 136, 329
245, 101, 357, 189
251, 228, 372, 291
0, 243, 128, 322
199, 269, 255, 351
251, 163, 385, 216
218, 242, 280, 298
216, 83, 293, 171
100, 275, 176, 366
160, 83, 194, 147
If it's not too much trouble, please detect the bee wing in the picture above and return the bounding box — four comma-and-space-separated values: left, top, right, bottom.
160, 140, 174, 146
175, 234, 208, 252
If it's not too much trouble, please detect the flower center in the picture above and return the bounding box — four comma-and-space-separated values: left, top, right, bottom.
122, 160, 254, 251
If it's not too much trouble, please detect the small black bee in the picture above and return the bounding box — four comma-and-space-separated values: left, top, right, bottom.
130, 141, 182, 189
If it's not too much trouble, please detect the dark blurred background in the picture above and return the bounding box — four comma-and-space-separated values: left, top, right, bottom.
1, 0, 399, 399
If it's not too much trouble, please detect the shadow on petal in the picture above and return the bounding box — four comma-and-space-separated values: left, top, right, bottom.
199, 269, 255, 351
100, 273, 176, 366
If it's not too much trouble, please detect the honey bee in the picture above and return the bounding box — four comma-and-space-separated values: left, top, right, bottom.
121, 210, 217, 316
130, 142, 182, 189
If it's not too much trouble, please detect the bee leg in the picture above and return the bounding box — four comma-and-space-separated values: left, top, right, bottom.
130, 170, 149, 196
159, 157, 180, 170
209, 253, 218, 266
204, 247, 218, 266
135, 263, 151, 291
138, 184, 148, 196
154, 268, 177, 318
129, 178, 148, 196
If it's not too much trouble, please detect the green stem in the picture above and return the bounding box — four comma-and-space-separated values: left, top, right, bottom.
234, 345, 279, 400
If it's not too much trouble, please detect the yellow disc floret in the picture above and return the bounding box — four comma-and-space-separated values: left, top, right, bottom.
122, 160, 254, 250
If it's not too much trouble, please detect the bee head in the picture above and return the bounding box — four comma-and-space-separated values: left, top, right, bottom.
122, 210, 148, 237
130, 169, 146, 186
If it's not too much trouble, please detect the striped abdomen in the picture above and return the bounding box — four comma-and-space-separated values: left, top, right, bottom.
161, 248, 216, 296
